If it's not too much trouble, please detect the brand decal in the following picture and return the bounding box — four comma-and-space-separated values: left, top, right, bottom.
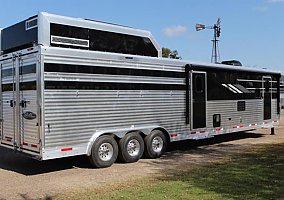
22, 111, 36, 120
51, 35, 90, 48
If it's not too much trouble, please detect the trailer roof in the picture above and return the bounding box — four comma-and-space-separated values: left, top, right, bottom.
0, 12, 280, 76
39, 12, 150, 37
187, 60, 281, 75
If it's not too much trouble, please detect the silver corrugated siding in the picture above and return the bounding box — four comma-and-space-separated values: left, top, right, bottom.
207, 100, 263, 128
44, 90, 188, 147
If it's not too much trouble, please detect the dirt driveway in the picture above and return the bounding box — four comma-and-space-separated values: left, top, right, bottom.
0, 113, 283, 200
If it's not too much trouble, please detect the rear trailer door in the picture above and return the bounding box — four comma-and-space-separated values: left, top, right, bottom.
1, 52, 40, 152
1, 57, 16, 146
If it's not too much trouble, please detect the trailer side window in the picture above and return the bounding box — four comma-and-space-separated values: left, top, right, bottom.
264, 79, 270, 93
50, 23, 158, 57
89, 29, 158, 57
2, 68, 15, 78
20, 64, 36, 75
2, 83, 14, 92
20, 81, 37, 90
272, 77, 279, 99
195, 75, 204, 93
255, 88, 261, 98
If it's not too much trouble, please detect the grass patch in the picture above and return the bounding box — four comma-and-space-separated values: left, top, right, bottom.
60, 143, 284, 200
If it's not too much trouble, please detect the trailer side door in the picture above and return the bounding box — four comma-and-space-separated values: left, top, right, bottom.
1, 57, 17, 147
263, 76, 272, 120
191, 71, 207, 129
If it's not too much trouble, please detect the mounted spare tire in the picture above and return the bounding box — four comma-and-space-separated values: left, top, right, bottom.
144, 130, 167, 159
89, 135, 118, 168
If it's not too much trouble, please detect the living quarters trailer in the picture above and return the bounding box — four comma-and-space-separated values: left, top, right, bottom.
0, 13, 281, 168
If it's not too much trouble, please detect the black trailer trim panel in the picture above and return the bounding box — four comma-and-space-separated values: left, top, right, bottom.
45, 81, 185, 91
44, 63, 184, 78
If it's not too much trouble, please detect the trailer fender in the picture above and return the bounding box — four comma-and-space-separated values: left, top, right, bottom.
86, 125, 167, 156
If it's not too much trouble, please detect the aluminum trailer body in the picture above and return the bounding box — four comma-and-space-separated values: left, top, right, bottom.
0, 13, 281, 167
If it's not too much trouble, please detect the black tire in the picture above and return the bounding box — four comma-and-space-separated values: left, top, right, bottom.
144, 130, 167, 159
89, 135, 118, 168
118, 132, 144, 163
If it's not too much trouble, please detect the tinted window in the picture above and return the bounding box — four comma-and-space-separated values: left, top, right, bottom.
2, 68, 15, 78
2, 83, 15, 92
50, 23, 88, 40
195, 75, 204, 93
255, 88, 261, 98
2, 81, 36, 91
207, 70, 264, 100
20, 64, 36, 75
50, 23, 158, 57
89, 29, 157, 57
20, 81, 37, 90
44, 63, 183, 78
264, 79, 270, 93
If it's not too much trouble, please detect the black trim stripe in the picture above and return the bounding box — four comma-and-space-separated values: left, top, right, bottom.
1, 64, 36, 78
50, 23, 158, 57
20, 64, 36, 75
45, 81, 185, 91
2, 81, 36, 92
190, 65, 281, 76
2, 83, 15, 92
20, 81, 37, 91
44, 63, 185, 78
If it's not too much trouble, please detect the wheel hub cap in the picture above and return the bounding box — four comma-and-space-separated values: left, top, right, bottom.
127, 139, 140, 156
98, 143, 114, 161
152, 136, 163, 153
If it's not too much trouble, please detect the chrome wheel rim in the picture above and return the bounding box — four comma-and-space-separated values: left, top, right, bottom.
98, 143, 114, 161
152, 136, 163, 153
127, 139, 140, 157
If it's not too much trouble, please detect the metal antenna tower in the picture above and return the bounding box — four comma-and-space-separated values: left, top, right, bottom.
196, 18, 221, 63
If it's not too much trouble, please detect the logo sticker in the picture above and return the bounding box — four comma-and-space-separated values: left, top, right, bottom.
22, 111, 36, 120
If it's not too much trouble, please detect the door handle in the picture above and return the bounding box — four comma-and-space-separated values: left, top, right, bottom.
10, 100, 15, 107
20, 100, 30, 108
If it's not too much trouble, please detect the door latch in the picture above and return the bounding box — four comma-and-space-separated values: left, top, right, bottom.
9, 100, 15, 107
20, 100, 30, 108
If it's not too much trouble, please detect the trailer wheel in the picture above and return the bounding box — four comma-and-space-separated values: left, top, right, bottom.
118, 132, 144, 163
144, 130, 167, 159
89, 135, 118, 168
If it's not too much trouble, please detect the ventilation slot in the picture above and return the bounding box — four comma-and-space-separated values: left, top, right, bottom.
51, 35, 89, 48
26, 18, 38, 30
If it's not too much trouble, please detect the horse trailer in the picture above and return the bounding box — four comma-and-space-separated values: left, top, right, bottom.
0, 12, 281, 168
280, 74, 284, 109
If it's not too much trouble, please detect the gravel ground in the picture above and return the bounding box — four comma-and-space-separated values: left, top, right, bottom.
0, 112, 283, 200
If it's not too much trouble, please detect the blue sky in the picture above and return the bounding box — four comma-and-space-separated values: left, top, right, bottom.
1, 0, 283, 72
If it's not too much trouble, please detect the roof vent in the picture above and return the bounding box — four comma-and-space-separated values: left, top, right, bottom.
221, 60, 242, 66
